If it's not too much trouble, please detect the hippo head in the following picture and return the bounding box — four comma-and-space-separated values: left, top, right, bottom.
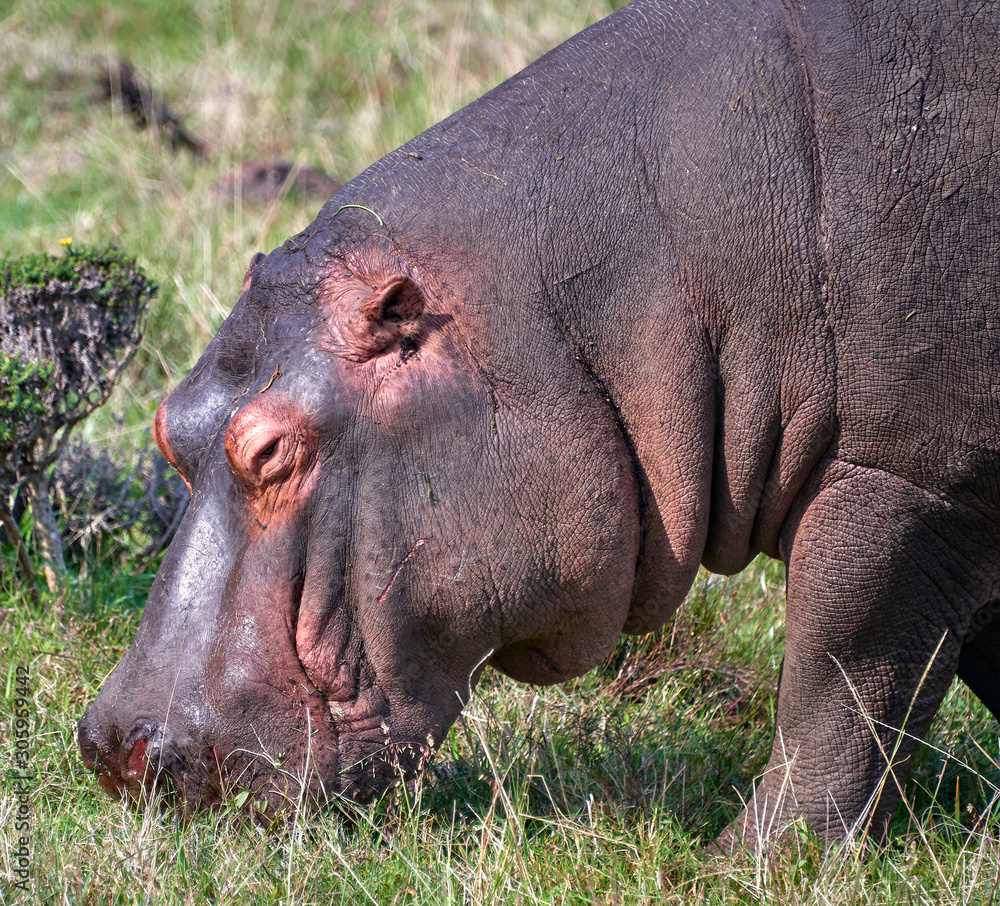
78, 213, 640, 809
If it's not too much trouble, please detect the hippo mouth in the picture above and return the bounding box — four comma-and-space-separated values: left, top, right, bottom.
77, 536, 425, 812
78, 703, 345, 811
77, 621, 414, 812
78, 716, 227, 808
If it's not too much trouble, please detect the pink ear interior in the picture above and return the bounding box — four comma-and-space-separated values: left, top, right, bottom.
335, 274, 426, 362
360, 275, 424, 326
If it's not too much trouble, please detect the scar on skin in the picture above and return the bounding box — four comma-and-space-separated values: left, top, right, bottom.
376, 539, 428, 606
260, 367, 282, 393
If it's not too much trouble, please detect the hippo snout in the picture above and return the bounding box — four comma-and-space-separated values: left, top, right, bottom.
78, 708, 221, 806
79, 712, 172, 799
79, 711, 154, 796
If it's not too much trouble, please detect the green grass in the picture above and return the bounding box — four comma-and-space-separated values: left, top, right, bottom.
2, 559, 998, 903
1, 0, 999, 901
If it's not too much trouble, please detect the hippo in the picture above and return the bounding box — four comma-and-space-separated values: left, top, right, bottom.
79, 0, 1000, 848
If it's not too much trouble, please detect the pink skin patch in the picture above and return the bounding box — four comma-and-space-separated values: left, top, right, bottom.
153, 399, 192, 494
125, 737, 149, 780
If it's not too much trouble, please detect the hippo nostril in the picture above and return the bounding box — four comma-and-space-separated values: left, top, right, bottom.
120, 718, 163, 783
123, 737, 150, 780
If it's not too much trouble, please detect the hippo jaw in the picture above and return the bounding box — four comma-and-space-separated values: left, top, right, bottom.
76, 489, 343, 809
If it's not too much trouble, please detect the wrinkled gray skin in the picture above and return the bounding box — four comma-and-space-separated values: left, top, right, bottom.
80, 0, 1000, 847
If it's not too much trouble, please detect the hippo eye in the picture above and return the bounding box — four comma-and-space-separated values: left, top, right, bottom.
225, 399, 316, 497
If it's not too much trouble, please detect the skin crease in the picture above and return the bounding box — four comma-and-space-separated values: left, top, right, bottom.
79, 0, 1000, 848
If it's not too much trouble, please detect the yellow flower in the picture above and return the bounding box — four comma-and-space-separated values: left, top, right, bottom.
59, 237, 73, 246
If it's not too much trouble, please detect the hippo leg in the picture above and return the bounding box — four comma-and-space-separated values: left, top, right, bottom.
721, 464, 994, 849
957, 609, 1000, 721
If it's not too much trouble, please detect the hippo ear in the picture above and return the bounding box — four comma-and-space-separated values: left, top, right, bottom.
336, 275, 426, 362
242, 252, 266, 293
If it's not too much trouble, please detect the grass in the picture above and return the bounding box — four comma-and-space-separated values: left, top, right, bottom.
1, 0, 999, 901
2, 559, 998, 902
